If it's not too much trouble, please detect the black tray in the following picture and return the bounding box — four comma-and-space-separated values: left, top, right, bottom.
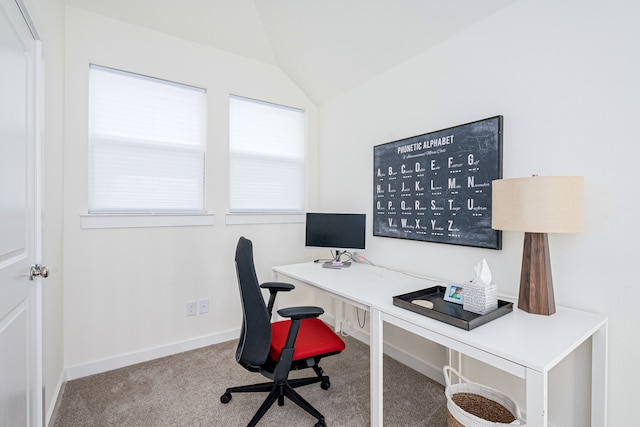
393, 286, 513, 330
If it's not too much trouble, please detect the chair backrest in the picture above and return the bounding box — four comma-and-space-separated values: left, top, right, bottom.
234, 237, 273, 369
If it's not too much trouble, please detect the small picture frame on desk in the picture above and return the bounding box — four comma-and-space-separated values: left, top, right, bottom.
444, 283, 464, 305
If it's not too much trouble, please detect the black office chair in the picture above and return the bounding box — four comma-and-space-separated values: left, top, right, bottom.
220, 237, 346, 427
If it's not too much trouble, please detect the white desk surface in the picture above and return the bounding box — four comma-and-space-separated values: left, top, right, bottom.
273, 261, 607, 375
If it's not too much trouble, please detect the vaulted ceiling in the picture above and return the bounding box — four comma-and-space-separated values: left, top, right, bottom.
63, 0, 518, 104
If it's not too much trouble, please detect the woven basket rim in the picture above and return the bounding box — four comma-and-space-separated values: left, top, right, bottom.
444, 367, 525, 426
451, 392, 516, 423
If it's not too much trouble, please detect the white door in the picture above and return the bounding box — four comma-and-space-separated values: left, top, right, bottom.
0, 0, 43, 426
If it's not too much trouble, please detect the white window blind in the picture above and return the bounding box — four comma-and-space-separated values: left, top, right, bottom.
89, 65, 206, 214
229, 95, 304, 213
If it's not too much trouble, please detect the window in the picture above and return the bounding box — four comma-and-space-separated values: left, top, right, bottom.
229, 95, 304, 213
89, 65, 206, 214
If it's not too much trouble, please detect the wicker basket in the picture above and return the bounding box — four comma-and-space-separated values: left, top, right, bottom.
444, 366, 526, 427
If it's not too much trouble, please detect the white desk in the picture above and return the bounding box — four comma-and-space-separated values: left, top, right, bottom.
272, 262, 608, 427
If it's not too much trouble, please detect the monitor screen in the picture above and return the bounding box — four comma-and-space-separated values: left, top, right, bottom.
305, 213, 366, 251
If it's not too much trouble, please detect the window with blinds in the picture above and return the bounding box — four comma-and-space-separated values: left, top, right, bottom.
89, 65, 206, 214
229, 95, 305, 213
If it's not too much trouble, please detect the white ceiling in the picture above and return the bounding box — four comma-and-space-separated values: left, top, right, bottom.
63, 0, 518, 104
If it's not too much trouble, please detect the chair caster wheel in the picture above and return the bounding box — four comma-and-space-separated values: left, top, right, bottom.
320, 380, 330, 390
315, 419, 326, 427
220, 392, 232, 404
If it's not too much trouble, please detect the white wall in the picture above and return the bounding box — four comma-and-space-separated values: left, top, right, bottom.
63, 7, 318, 372
47, 1, 640, 424
318, 0, 639, 425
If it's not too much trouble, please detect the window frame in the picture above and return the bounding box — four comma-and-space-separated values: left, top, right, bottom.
87, 64, 208, 222
228, 94, 306, 216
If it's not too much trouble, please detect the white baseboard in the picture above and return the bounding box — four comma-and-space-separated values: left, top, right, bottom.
384, 340, 445, 386
341, 325, 445, 386
64, 315, 443, 386
323, 312, 444, 387
65, 328, 240, 381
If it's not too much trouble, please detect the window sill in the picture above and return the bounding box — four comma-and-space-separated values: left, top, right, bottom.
81, 213, 215, 229
225, 213, 305, 225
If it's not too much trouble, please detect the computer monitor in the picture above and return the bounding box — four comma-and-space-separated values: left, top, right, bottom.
305, 213, 366, 267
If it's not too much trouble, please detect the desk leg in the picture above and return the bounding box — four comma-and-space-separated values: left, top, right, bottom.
526, 368, 548, 427
370, 308, 383, 426
591, 323, 608, 427
334, 300, 344, 333
271, 271, 280, 321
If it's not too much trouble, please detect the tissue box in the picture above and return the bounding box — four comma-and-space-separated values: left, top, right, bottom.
463, 281, 498, 315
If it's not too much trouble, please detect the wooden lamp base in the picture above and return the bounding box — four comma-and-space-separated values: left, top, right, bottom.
518, 232, 556, 315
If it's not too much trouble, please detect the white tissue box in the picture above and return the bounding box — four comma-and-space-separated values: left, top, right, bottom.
463, 281, 498, 315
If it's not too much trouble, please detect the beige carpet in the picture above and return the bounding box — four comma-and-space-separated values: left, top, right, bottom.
52, 336, 447, 426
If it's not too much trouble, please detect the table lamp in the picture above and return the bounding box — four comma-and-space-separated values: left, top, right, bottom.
491, 175, 584, 315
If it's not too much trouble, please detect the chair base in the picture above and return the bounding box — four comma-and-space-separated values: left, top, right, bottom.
221, 373, 330, 427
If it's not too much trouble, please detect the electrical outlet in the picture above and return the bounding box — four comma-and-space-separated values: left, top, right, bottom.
198, 298, 209, 314
186, 301, 197, 316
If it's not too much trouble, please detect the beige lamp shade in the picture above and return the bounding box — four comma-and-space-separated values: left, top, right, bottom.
492, 176, 584, 233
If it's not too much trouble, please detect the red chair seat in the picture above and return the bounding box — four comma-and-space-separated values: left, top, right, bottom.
270, 318, 346, 362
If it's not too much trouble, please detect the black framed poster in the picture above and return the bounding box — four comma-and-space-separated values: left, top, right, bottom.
373, 116, 503, 249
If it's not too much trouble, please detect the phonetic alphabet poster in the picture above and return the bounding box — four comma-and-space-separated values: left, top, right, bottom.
373, 116, 503, 249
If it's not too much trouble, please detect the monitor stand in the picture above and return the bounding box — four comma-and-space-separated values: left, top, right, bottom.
322, 261, 351, 269
322, 250, 351, 268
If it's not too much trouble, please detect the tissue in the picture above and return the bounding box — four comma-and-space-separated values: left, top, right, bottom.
463, 259, 498, 315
